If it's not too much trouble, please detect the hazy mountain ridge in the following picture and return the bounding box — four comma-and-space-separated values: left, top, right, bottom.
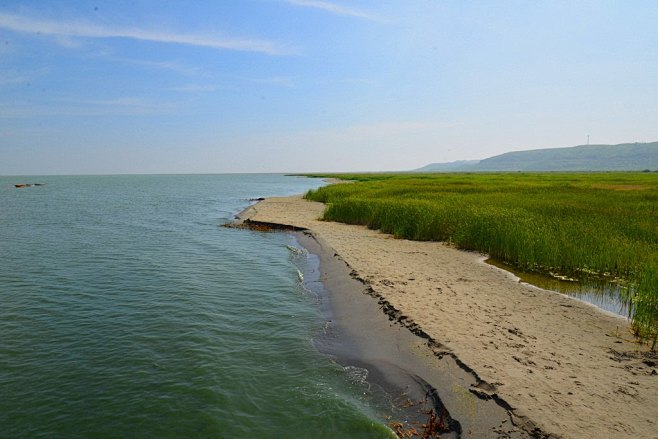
414, 160, 481, 172
415, 142, 658, 172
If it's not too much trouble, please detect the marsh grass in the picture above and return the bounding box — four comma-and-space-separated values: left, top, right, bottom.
305, 173, 658, 347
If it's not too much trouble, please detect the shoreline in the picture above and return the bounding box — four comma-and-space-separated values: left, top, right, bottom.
482, 255, 631, 322
232, 194, 658, 439
292, 230, 529, 438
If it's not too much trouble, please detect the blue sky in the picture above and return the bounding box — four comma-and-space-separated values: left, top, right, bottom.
1, 1, 657, 175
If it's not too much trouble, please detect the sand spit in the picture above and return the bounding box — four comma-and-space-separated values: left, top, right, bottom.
238, 195, 658, 439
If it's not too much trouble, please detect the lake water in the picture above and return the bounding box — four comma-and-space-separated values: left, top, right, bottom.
0, 175, 394, 438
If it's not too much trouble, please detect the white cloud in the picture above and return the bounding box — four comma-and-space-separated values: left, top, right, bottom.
285, 0, 385, 22
0, 97, 175, 118
0, 12, 293, 55
113, 58, 204, 76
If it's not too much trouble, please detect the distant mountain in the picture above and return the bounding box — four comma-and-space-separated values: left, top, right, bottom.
414, 160, 480, 172
415, 142, 658, 172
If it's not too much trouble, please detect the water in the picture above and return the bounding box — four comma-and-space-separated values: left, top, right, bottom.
0, 175, 394, 438
486, 258, 631, 317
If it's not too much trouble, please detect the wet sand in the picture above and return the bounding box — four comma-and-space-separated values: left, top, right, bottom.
294, 231, 528, 438
237, 195, 658, 439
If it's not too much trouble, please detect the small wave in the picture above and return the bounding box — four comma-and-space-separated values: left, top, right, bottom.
286, 245, 307, 256
344, 365, 369, 386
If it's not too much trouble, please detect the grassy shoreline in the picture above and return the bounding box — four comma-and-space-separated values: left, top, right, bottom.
305, 173, 658, 348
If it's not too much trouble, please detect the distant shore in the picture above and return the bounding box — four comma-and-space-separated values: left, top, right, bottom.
238, 194, 658, 439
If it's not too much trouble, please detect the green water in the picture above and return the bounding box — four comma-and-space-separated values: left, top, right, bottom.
0, 175, 394, 438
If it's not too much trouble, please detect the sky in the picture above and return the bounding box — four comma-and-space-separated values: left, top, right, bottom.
1, 1, 657, 175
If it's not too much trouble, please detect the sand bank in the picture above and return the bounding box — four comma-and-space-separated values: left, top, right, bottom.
239, 195, 658, 439
294, 231, 530, 438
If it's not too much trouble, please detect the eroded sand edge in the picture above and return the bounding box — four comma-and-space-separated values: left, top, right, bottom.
240, 195, 657, 439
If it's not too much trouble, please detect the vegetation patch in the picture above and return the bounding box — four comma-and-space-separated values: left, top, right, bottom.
590, 183, 653, 191
305, 173, 658, 349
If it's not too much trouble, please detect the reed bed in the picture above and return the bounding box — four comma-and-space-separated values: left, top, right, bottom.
305, 173, 658, 348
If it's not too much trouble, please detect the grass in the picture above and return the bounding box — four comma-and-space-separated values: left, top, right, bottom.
305, 173, 658, 349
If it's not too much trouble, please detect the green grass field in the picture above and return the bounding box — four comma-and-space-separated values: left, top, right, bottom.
305, 173, 658, 348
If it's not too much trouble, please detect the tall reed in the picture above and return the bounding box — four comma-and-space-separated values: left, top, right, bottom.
305, 173, 658, 346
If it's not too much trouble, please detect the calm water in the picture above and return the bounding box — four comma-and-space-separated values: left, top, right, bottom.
0, 175, 394, 438
486, 258, 631, 317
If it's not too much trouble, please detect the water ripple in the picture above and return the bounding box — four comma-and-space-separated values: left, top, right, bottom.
0, 175, 392, 438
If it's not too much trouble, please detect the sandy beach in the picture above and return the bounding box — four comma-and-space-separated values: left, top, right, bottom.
239, 194, 658, 439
